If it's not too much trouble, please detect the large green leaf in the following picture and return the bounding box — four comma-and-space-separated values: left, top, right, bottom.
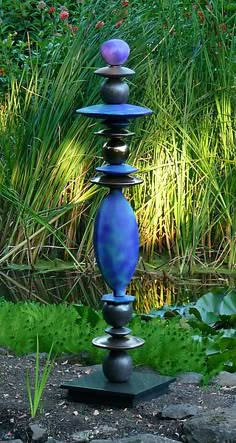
195, 292, 225, 314
220, 293, 236, 315
189, 306, 219, 325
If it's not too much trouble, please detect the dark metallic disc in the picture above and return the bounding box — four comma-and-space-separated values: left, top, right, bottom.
105, 327, 131, 336
90, 175, 143, 187
103, 119, 130, 128
95, 66, 135, 78
94, 129, 135, 138
92, 335, 145, 350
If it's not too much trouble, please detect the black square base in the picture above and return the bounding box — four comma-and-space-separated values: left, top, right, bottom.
61, 366, 175, 407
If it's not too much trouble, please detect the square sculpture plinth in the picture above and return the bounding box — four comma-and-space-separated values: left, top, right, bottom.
61, 366, 175, 407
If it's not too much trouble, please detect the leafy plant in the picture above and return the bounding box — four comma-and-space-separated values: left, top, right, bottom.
26, 335, 55, 418
131, 315, 207, 376
0, 0, 235, 270
189, 291, 236, 329
142, 289, 236, 374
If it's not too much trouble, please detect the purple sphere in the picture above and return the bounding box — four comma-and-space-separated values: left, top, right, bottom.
100, 39, 130, 66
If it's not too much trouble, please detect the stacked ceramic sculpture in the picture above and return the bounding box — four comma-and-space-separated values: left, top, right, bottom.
77, 39, 153, 383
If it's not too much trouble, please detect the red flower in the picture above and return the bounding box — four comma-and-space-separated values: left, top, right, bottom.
59, 10, 69, 20
114, 19, 124, 28
0, 68, 5, 75
68, 24, 78, 32
206, 2, 213, 11
121, 0, 129, 7
48, 6, 56, 13
218, 23, 227, 32
197, 10, 205, 23
95, 21, 105, 29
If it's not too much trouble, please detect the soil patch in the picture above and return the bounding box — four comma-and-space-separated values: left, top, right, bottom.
0, 353, 235, 442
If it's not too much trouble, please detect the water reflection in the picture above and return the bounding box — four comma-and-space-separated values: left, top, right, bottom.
0, 270, 231, 313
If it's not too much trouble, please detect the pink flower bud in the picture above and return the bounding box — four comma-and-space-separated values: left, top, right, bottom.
60, 10, 69, 20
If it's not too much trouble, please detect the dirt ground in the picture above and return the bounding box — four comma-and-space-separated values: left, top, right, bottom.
0, 352, 235, 442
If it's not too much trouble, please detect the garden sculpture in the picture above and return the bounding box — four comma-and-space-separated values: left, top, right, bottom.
61, 39, 174, 406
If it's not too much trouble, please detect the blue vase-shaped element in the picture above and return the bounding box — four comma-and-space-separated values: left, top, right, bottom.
94, 188, 139, 297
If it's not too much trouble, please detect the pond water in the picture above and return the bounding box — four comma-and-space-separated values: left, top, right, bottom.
0, 269, 231, 313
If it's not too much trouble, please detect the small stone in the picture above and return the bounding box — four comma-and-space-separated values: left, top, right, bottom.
212, 371, 236, 387
72, 430, 93, 442
29, 424, 48, 443
96, 425, 117, 434
91, 434, 181, 443
161, 403, 199, 419
177, 372, 203, 384
183, 407, 236, 443
27, 352, 48, 361
0, 347, 10, 355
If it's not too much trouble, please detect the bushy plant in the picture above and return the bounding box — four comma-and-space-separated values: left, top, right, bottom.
0, 300, 207, 377
0, 0, 235, 270
143, 290, 236, 374
0, 300, 105, 359
131, 316, 207, 376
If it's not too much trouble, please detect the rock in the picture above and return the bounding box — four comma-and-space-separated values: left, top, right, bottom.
96, 425, 118, 434
91, 435, 181, 443
29, 424, 48, 443
27, 352, 49, 361
177, 372, 203, 384
0, 347, 10, 355
161, 403, 199, 419
72, 430, 93, 442
47, 439, 64, 443
183, 407, 236, 443
0, 440, 23, 443
212, 371, 236, 387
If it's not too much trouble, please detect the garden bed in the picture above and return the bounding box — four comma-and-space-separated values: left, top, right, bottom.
0, 351, 235, 443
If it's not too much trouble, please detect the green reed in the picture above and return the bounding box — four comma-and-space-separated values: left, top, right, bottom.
0, 0, 235, 270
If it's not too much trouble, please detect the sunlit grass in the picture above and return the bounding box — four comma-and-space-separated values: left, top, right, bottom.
0, 0, 235, 271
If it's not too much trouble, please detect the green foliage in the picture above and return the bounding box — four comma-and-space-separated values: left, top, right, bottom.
131, 316, 207, 376
26, 335, 55, 418
142, 290, 236, 374
0, 0, 235, 270
189, 291, 236, 329
0, 300, 206, 376
0, 298, 235, 378
0, 300, 105, 359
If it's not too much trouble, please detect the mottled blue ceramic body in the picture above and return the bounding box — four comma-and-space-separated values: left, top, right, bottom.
94, 188, 139, 297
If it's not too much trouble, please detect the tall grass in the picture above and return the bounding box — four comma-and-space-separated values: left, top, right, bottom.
0, 0, 235, 271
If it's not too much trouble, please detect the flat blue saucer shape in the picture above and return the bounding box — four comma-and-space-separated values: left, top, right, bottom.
76, 104, 153, 119
96, 164, 138, 175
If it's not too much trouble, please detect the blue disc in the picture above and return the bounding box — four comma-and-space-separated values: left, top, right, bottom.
77, 104, 153, 119
94, 189, 139, 297
96, 164, 138, 175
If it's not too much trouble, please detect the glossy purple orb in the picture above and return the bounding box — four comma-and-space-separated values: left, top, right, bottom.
100, 39, 130, 66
